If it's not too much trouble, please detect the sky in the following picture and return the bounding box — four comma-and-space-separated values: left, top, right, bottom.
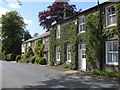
0, 0, 108, 37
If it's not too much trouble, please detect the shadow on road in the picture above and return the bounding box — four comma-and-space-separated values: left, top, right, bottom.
24, 73, 119, 89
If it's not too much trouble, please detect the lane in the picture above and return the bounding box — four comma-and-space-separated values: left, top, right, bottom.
1, 61, 119, 88
2, 61, 64, 88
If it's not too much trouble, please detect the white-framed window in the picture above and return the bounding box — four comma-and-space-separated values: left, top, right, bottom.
56, 25, 60, 38
67, 44, 71, 62
106, 5, 116, 26
56, 46, 60, 61
80, 44, 86, 59
79, 16, 85, 33
106, 40, 118, 65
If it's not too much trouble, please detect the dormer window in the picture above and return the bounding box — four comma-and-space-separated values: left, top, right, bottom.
106, 5, 116, 26
79, 16, 85, 33
56, 25, 60, 38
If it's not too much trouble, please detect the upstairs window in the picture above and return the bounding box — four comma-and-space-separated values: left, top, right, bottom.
79, 16, 85, 33
56, 25, 60, 38
106, 5, 116, 26
106, 40, 118, 65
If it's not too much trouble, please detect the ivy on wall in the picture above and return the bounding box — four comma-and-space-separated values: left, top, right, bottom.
50, 21, 78, 69
50, 3, 118, 70
116, 2, 120, 73
34, 39, 44, 64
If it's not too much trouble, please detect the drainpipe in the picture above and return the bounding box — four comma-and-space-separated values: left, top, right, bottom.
97, 0, 104, 70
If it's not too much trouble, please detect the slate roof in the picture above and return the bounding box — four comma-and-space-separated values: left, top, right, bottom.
23, 31, 50, 43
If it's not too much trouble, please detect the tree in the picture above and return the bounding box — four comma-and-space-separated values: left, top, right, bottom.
1, 11, 26, 55
38, 1, 78, 29
23, 30, 32, 41
33, 33, 39, 37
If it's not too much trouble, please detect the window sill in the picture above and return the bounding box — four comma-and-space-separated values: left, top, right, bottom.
66, 60, 71, 63
56, 37, 60, 39
56, 59, 60, 62
78, 31, 85, 34
106, 63, 118, 66
104, 24, 117, 29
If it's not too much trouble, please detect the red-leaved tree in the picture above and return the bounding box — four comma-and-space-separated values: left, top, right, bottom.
38, 1, 79, 30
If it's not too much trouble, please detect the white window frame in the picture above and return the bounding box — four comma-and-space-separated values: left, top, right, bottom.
79, 16, 85, 33
106, 40, 118, 65
106, 5, 116, 27
56, 46, 60, 61
67, 44, 71, 62
56, 25, 60, 38
80, 44, 86, 59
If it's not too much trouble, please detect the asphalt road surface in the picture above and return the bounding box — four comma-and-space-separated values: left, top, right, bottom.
0, 60, 119, 88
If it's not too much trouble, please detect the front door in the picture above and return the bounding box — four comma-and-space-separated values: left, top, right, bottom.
78, 44, 86, 71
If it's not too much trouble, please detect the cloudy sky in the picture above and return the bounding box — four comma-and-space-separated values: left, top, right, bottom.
0, 0, 108, 36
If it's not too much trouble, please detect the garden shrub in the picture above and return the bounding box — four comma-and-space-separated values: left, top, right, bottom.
2, 54, 7, 61
18, 59, 24, 63
16, 55, 21, 62
25, 59, 30, 63
39, 58, 47, 65
9, 53, 16, 61
92, 70, 119, 77
35, 56, 41, 64
6, 54, 10, 61
30, 56, 36, 64
60, 64, 72, 69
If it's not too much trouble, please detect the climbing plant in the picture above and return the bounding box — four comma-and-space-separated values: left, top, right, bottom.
50, 3, 118, 70
34, 39, 44, 64
117, 2, 120, 78
50, 21, 78, 69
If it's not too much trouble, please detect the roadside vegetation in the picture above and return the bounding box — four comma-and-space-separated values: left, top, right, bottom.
1, 11, 31, 61
18, 39, 47, 65
91, 70, 120, 77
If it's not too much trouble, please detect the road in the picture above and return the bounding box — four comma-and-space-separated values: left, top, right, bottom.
0, 60, 119, 88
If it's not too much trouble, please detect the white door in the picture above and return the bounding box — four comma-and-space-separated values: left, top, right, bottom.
78, 44, 86, 71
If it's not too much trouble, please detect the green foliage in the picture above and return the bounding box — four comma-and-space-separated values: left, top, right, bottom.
16, 55, 21, 62
33, 33, 39, 37
30, 56, 36, 63
9, 53, 16, 61
35, 55, 41, 64
34, 39, 44, 57
117, 2, 120, 73
18, 59, 24, 63
39, 58, 47, 65
83, 13, 101, 70
6, 53, 16, 61
92, 70, 119, 77
19, 39, 45, 65
50, 21, 78, 69
1, 11, 26, 56
34, 39, 44, 64
23, 30, 32, 41
20, 46, 34, 63
50, 9, 118, 70
60, 64, 72, 69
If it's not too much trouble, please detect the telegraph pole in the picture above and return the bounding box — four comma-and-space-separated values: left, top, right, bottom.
97, 0, 104, 70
